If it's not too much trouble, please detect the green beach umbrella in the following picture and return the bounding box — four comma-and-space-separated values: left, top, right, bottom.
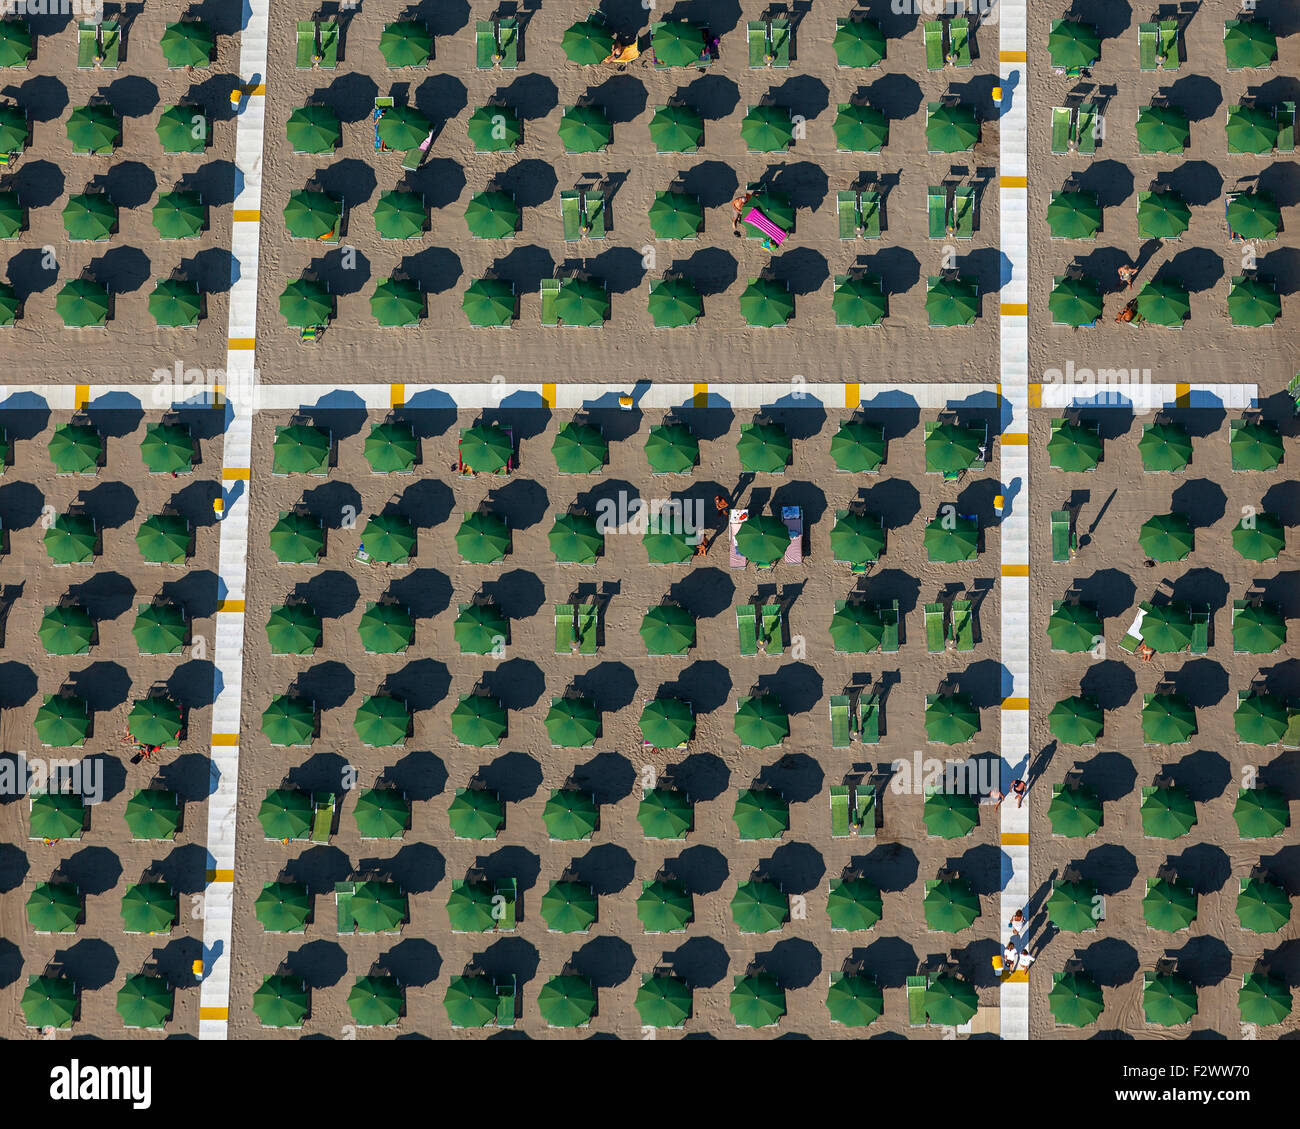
736, 512, 790, 566
555, 277, 609, 326
447, 787, 503, 839
1239, 974, 1291, 1027
1228, 275, 1281, 326
29, 793, 83, 840
66, 105, 119, 152
643, 517, 695, 564
827, 878, 883, 931
926, 275, 978, 325
370, 276, 423, 326
559, 103, 612, 152
443, 976, 498, 1027
467, 104, 521, 151
63, 192, 116, 242
834, 17, 885, 67
1047, 420, 1102, 471
377, 105, 431, 151
258, 788, 311, 840
464, 190, 519, 239
128, 696, 181, 747
1144, 878, 1197, 931
124, 789, 180, 840
136, 513, 190, 563
253, 975, 308, 1028
363, 421, 417, 474
260, 694, 314, 746
149, 279, 201, 328
549, 511, 603, 563
924, 975, 978, 1026
22, 977, 76, 1029
1229, 421, 1283, 471
121, 882, 177, 934
1235, 787, 1288, 838
741, 104, 793, 152
542, 880, 598, 933
0, 189, 20, 239
351, 881, 407, 933
56, 278, 109, 327
833, 274, 887, 326
456, 509, 509, 563
141, 422, 193, 474
543, 788, 598, 840
353, 695, 410, 746
1139, 512, 1194, 561
268, 511, 324, 563
652, 20, 705, 67
1227, 104, 1278, 153
284, 189, 340, 240
924, 514, 979, 562
830, 419, 885, 472
1046, 190, 1102, 239
1049, 276, 1103, 326
737, 421, 791, 472
349, 976, 403, 1027
39, 604, 93, 655
0, 103, 26, 151
740, 277, 794, 326
731, 880, 787, 933
1137, 191, 1191, 240
827, 975, 884, 1027
1141, 785, 1197, 839
637, 880, 693, 933
645, 422, 698, 473
286, 104, 340, 154
1235, 692, 1288, 745
1142, 693, 1197, 744
926, 421, 982, 473
732, 787, 789, 838
734, 697, 790, 749
1048, 785, 1103, 837
1225, 20, 1277, 69
830, 511, 886, 565
731, 973, 785, 1027
379, 20, 432, 68
44, 513, 97, 563
0, 19, 33, 68
1233, 602, 1286, 654
636, 976, 692, 1028
454, 602, 506, 655
924, 789, 979, 839
27, 882, 80, 933
546, 695, 600, 747
34, 694, 90, 748
449, 692, 508, 744
833, 103, 888, 152
1141, 602, 1193, 653
649, 190, 703, 240
1227, 191, 1281, 239
462, 278, 515, 327
925, 694, 979, 744
923, 878, 980, 932
1049, 972, 1105, 1027
446, 879, 505, 932
460, 423, 512, 472
649, 103, 703, 152
1048, 695, 1104, 745
279, 278, 331, 328
160, 19, 212, 68
926, 103, 978, 152
361, 513, 415, 563
373, 190, 425, 240
562, 18, 614, 65
255, 881, 311, 933
1047, 602, 1103, 653
157, 104, 207, 153
1237, 876, 1291, 934
117, 975, 173, 1029
1139, 421, 1192, 472
538, 976, 596, 1028
638, 788, 692, 838
1137, 104, 1190, 153
640, 697, 694, 748
828, 601, 884, 653
1047, 878, 1101, 932
552, 421, 607, 474
1233, 512, 1284, 561
0, 280, 15, 325
1049, 20, 1101, 70
352, 788, 409, 839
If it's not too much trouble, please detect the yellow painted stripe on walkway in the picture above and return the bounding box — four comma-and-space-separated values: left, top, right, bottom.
200, 1006, 229, 1020
210, 385, 224, 408
74, 384, 90, 409
1175, 383, 1191, 407
206, 869, 234, 883
232, 209, 260, 222
1000, 50, 1027, 62
1001, 303, 1029, 317
1002, 970, 1030, 984
541, 383, 556, 409
1001, 832, 1029, 846
217, 599, 245, 613
1028, 383, 1042, 409
221, 467, 250, 480
244, 84, 266, 96
390, 383, 405, 408
1001, 697, 1030, 711
1001, 433, 1028, 445
212, 733, 240, 746
1000, 175, 1027, 188
693, 383, 708, 409
1001, 563, 1029, 577
228, 338, 255, 351
845, 382, 859, 409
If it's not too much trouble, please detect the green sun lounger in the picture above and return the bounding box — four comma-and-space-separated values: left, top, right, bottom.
737, 605, 758, 656
499, 19, 519, 68
831, 697, 851, 749
1051, 510, 1075, 562
770, 19, 791, 66
950, 17, 971, 66
860, 191, 882, 237
495, 877, 517, 929
555, 603, 575, 653
1159, 20, 1179, 70
925, 602, 946, 652
99, 21, 120, 69
1139, 23, 1158, 71
475, 21, 496, 68
954, 186, 974, 237
748, 22, 768, 68
77, 23, 97, 68
540, 278, 560, 326
1284, 709, 1300, 748
830, 783, 851, 834
1189, 608, 1209, 655
561, 190, 582, 242
952, 599, 974, 651
928, 186, 948, 239
311, 793, 334, 842
496, 975, 516, 1025
1279, 102, 1296, 152
1051, 107, 1072, 153
907, 974, 928, 1025
577, 604, 598, 654
854, 782, 877, 833
1076, 103, 1099, 154
838, 190, 861, 239
760, 604, 783, 655
880, 600, 900, 652
584, 190, 606, 238
335, 882, 356, 934
924, 21, 944, 70
859, 692, 880, 744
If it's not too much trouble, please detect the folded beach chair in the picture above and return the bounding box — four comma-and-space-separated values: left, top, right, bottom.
830, 782, 850, 834
854, 782, 877, 834
950, 17, 971, 66
1050, 510, 1074, 562
540, 278, 560, 326
924, 21, 944, 70
495, 975, 516, 1025
838, 190, 861, 239
952, 599, 974, 652
311, 792, 335, 842
925, 602, 946, 652
1189, 608, 1209, 655
860, 191, 882, 237
737, 605, 758, 655
1159, 20, 1179, 70
576, 604, 598, 654
1077, 104, 1099, 153
954, 186, 974, 237
77, 22, 97, 68
782, 506, 803, 564
1139, 22, 1158, 71
1279, 102, 1296, 152
555, 604, 576, 653
928, 186, 948, 239
907, 975, 928, 1026
859, 691, 880, 744
880, 600, 900, 652
830, 698, 851, 749
1051, 107, 1072, 153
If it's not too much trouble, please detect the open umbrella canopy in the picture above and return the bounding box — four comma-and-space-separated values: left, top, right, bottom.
645, 422, 698, 474
0, 19, 33, 67
926, 102, 979, 152
279, 278, 331, 328
737, 421, 792, 472
1144, 878, 1197, 931
1137, 190, 1191, 239
1233, 511, 1284, 561
27, 881, 80, 932
450, 693, 507, 747
731, 973, 785, 1027
833, 103, 889, 151
56, 278, 110, 327
1047, 602, 1103, 653
1049, 971, 1105, 1028
1047, 420, 1102, 471
351, 881, 407, 933
39, 604, 93, 655
545, 695, 600, 747
549, 511, 604, 563
1228, 275, 1281, 326
644, 276, 702, 329
1141, 785, 1197, 839
829, 601, 885, 652
160, 19, 213, 67
542, 880, 598, 933
467, 104, 521, 151
1235, 787, 1288, 838
372, 190, 425, 241
67, 105, 120, 152
649, 102, 704, 152
1143, 693, 1197, 744
731, 880, 788, 933
286, 104, 340, 153
926, 421, 983, 473
363, 421, 418, 474
353, 695, 410, 746
924, 789, 980, 839
1048, 784, 1103, 837
23, 976, 77, 1029
1237, 875, 1291, 934
1240, 974, 1291, 1027
636, 975, 692, 1028
923, 877, 980, 932
253, 975, 308, 1028
1227, 103, 1278, 153
121, 882, 177, 934
462, 278, 515, 327
269, 511, 324, 563
562, 17, 615, 64
926, 274, 978, 325
924, 514, 979, 563
1141, 602, 1193, 652
258, 788, 311, 840
34, 694, 90, 748
827, 878, 883, 931
833, 274, 887, 326
446, 878, 509, 931
0, 104, 26, 155
552, 421, 607, 474
736, 511, 791, 566
63, 192, 116, 242
447, 787, 503, 839
640, 697, 694, 748
1225, 19, 1277, 68
638, 787, 693, 838
1139, 512, 1194, 561
1046, 190, 1102, 239
377, 104, 432, 150
648, 190, 704, 240
255, 881, 312, 933
128, 696, 182, 747
443, 975, 498, 1027
0, 280, 16, 326
371, 276, 423, 327
140, 421, 193, 474
117, 975, 173, 1029
379, 20, 432, 67
834, 16, 885, 66
555, 277, 609, 326
460, 423, 512, 472
826, 974, 884, 1027
652, 19, 706, 67
0, 190, 21, 240
1048, 19, 1101, 69
1233, 601, 1286, 654
283, 189, 341, 240
734, 696, 790, 749
1048, 276, 1103, 326
44, 513, 97, 563
1229, 420, 1283, 471
349, 976, 403, 1027
1047, 878, 1101, 932
559, 103, 612, 152
124, 789, 181, 840
30, 793, 84, 840
361, 512, 416, 563
456, 509, 509, 562
1134, 280, 1189, 327
925, 694, 980, 744
1227, 190, 1281, 239
543, 788, 598, 840
924, 974, 978, 1026
1137, 104, 1190, 153
538, 975, 596, 1028
136, 513, 190, 563
157, 104, 208, 153
643, 516, 696, 564
740, 276, 794, 325
1235, 691, 1288, 745
260, 694, 315, 746
1139, 421, 1193, 472
1048, 695, 1104, 745
733, 787, 789, 838
464, 189, 519, 239
454, 602, 506, 655
637, 879, 693, 933
829, 419, 885, 472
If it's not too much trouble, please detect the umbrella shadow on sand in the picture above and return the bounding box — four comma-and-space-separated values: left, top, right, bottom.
663, 936, 730, 989
755, 938, 822, 990
761, 841, 824, 895
664, 844, 729, 896
571, 751, 636, 805
385, 750, 447, 803
286, 940, 348, 989
55, 938, 118, 991
377, 938, 442, 988
569, 843, 636, 896
477, 750, 543, 805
